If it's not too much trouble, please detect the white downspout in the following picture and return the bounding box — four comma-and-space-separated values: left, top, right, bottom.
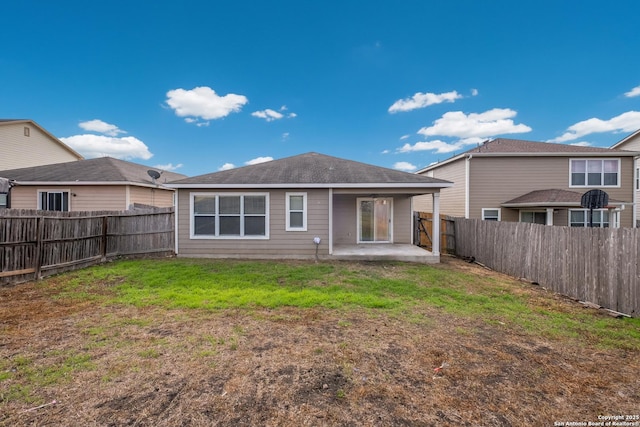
634, 156, 638, 228
328, 188, 333, 255
174, 191, 179, 255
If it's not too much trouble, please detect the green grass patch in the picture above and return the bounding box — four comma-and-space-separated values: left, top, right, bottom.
53, 258, 640, 350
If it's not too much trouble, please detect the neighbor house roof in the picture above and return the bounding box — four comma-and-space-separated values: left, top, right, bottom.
417, 138, 640, 174
169, 152, 452, 189
0, 119, 84, 160
502, 189, 625, 208
610, 128, 640, 149
0, 157, 186, 188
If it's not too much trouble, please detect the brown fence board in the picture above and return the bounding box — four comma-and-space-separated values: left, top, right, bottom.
0, 207, 174, 285
453, 218, 639, 317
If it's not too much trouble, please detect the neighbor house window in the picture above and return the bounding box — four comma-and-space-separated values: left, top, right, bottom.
569, 209, 609, 227
0, 193, 7, 209
191, 193, 268, 238
38, 191, 70, 211
570, 159, 620, 187
636, 167, 639, 190
286, 192, 307, 231
521, 211, 546, 224
482, 208, 500, 221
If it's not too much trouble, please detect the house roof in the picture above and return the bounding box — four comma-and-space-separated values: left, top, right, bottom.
0, 157, 186, 188
501, 189, 626, 208
0, 119, 84, 160
169, 152, 452, 189
417, 138, 640, 174
610, 128, 640, 149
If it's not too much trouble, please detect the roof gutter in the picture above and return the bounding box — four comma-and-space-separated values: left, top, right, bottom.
10, 181, 175, 189
166, 182, 454, 189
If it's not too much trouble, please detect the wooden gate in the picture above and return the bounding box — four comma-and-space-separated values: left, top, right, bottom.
414, 212, 455, 254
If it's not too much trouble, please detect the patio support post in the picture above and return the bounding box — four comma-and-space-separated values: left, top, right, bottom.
432, 192, 440, 256
546, 208, 554, 226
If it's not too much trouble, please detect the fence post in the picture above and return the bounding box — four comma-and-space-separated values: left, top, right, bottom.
101, 216, 108, 262
34, 216, 44, 280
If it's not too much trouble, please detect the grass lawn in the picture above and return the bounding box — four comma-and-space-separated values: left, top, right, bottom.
1, 256, 639, 426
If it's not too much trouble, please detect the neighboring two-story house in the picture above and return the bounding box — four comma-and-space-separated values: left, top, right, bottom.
414, 138, 640, 228
0, 119, 83, 170
611, 129, 640, 225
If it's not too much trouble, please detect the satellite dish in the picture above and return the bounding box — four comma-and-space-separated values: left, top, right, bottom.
147, 169, 161, 183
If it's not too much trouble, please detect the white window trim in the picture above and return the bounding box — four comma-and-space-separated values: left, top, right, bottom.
285, 192, 307, 231
481, 208, 501, 221
189, 192, 270, 239
569, 158, 621, 188
37, 189, 71, 211
568, 208, 611, 228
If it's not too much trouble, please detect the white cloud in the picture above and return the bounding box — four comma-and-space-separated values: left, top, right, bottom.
398, 140, 462, 154
252, 105, 297, 122
282, 132, 290, 141
154, 163, 183, 171
569, 141, 592, 147
399, 134, 410, 140
219, 163, 236, 171
418, 108, 532, 139
245, 156, 273, 165
548, 111, 640, 142
388, 90, 462, 113
165, 86, 248, 121
381, 149, 390, 154
61, 134, 153, 160
393, 161, 417, 172
252, 109, 284, 122
471, 88, 479, 96
79, 119, 125, 137
624, 85, 640, 98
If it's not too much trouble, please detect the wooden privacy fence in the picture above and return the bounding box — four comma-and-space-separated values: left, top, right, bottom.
454, 218, 639, 317
414, 212, 456, 254
0, 207, 174, 285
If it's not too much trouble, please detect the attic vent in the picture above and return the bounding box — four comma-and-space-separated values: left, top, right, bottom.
24, 127, 30, 137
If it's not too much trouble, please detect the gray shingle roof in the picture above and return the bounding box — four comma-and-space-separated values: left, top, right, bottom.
0, 157, 186, 186
468, 138, 638, 154
502, 189, 624, 206
169, 152, 451, 187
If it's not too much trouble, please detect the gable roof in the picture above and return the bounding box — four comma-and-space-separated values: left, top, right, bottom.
0, 157, 186, 187
417, 138, 640, 174
610, 128, 640, 150
0, 119, 84, 160
169, 152, 452, 189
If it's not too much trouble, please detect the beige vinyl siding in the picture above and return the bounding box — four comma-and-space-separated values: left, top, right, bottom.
177, 188, 331, 258
0, 122, 82, 170
8, 185, 128, 211
392, 196, 412, 243
469, 156, 635, 228
333, 195, 357, 244
414, 159, 466, 216
128, 185, 175, 208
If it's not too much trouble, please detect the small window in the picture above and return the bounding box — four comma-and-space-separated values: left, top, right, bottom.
24, 127, 30, 137
0, 193, 7, 209
569, 209, 609, 227
482, 208, 500, 221
570, 159, 620, 187
38, 191, 70, 211
286, 192, 307, 231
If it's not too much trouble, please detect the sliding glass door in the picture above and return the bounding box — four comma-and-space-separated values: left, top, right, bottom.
358, 198, 392, 243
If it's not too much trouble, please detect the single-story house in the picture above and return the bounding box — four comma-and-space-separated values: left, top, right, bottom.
168, 152, 452, 263
0, 157, 186, 211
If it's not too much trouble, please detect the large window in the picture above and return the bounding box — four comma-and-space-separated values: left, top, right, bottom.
569, 209, 609, 227
286, 192, 307, 231
38, 191, 70, 211
482, 208, 501, 221
521, 211, 546, 224
191, 193, 268, 238
570, 159, 620, 187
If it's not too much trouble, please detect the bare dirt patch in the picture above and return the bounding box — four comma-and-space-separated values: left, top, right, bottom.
1, 258, 638, 426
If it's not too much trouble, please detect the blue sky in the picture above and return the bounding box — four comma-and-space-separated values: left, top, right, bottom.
2, 1, 640, 176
